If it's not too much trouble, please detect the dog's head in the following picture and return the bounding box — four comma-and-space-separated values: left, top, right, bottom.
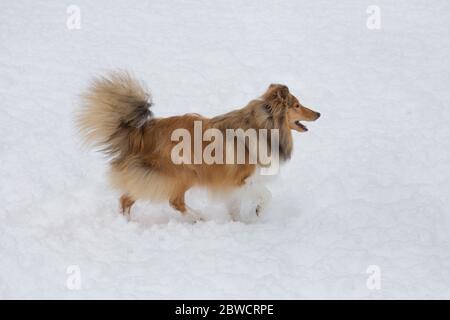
262, 84, 320, 132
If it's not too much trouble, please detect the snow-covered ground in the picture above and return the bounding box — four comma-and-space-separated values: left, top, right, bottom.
1, 0, 449, 299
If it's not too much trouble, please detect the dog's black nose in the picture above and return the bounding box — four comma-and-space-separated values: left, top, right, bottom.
316, 112, 321, 118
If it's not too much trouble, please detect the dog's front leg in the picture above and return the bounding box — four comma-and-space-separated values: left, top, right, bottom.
226, 197, 242, 221
242, 173, 273, 217
253, 184, 272, 216
227, 181, 272, 221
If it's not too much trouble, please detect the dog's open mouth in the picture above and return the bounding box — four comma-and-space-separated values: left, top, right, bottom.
295, 120, 308, 131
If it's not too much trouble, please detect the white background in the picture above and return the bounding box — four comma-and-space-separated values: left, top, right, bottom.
0, 0, 449, 298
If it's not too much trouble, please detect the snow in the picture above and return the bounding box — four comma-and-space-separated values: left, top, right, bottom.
1, 0, 450, 299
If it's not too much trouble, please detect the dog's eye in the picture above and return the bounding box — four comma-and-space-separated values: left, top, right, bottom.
295, 104, 300, 108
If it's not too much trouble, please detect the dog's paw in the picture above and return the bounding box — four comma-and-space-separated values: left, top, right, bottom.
120, 210, 132, 222
255, 203, 268, 217
185, 206, 205, 223
255, 204, 262, 216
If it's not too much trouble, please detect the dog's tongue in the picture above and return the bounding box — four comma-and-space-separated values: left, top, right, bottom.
296, 121, 308, 131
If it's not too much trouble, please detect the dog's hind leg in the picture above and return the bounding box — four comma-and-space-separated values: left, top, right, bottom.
169, 192, 187, 214
120, 194, 135, 219
169, 187, 203, 222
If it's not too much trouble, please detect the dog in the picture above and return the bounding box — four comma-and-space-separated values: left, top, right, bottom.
77, 71, 320, 221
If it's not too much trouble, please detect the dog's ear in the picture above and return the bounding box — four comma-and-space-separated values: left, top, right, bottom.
265, 84, 289, 101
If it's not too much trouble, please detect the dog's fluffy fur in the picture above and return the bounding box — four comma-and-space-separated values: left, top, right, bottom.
77, 71, 320, 220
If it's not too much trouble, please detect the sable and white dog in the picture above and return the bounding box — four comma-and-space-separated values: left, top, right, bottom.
77, 72, 320, 221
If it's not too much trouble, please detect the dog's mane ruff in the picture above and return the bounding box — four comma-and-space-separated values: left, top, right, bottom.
209, 97, 293, 161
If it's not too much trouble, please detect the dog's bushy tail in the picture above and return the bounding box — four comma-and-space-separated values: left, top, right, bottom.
76, 71, 152, 159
